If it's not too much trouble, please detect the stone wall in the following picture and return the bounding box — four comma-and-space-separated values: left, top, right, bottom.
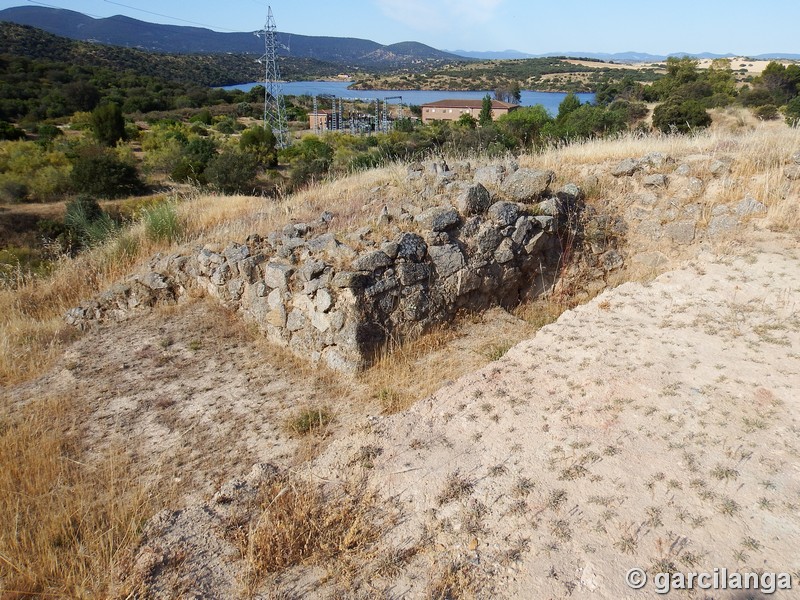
67, 161, 584, 373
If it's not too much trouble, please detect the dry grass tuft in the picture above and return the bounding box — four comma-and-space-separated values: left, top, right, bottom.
239, 474, 384, 585
364, 326, 461, 413
285, 406, 334, 436
0, 394, 162, 599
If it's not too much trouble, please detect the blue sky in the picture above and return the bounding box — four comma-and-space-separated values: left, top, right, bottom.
1, 0, 798, 55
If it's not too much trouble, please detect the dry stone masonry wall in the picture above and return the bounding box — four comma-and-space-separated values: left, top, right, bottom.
67, 160, 584, 373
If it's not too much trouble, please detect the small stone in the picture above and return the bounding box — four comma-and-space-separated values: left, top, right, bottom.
785, 165, 800, 181
298, 259, 326, 282
396, 232, 428, 262
255, 282, 268, 297
352, 250, 393, 272
267, 288, 284, 310
315, 289, 333, 313
664, 220, 696, 245
306, 233, 339, 254
474, 164, 506, 187
223, 243, 249, 263
476, 225, 503, 254
611, 158, 640, 177
428, 244, 465, 279
736, 196, 767, 216
414, 206, 461, 232
494, 238, 515, 264
286, 309, 305, 332
487, 201, 520, 226
524, 231, 547, 255
138, 272, 169, 290
397, 262, 430, 285
556, 183, 585, 205
643, 174, 668, 188
707, 214, 739, 237
640, 152, 672, 168
311, 312, 331, 332
502, 168, 554, 201
709, 159, 731, 177
456, 183, 492, 216
536, 198, 561, 217
331, 271, 368, 289
381, 241, 400, 259
675, 164, 691, 176
264, 262, 293, 290
600, 249, 624, 271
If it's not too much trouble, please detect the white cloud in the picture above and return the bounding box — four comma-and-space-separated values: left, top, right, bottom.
375, 0, 504, 32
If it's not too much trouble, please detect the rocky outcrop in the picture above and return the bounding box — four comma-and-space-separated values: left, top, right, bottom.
67, 161, 583, 373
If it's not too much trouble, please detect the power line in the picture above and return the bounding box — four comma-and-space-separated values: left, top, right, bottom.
24, 0, 105, 19
101, 0, 243, 32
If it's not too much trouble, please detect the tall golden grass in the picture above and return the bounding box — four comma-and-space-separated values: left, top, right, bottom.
0, 394, 161, 598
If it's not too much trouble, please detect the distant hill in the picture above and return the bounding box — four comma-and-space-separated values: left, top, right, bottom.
0, 6, 466, 71
0, 21, 343, 87
451, 49, 800, 63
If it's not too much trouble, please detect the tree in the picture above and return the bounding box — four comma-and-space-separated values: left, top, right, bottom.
90, 103, 126, 146
457, 113, 478, 129
239, 125, 277, 167
786, 97, 800, 127
479, 94, 493, 126
557, 92, 582, 121
652, 99, 711, 134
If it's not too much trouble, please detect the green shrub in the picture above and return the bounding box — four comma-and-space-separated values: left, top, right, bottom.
652, 100, 711, 134
239, 125, 277, 167
64, 195, 117, 249
70, 146, 143, 198
204, 149, 258, 193
0, 140, 72, 202
141, 201, 182, 243
0, 121, 26, 141
753, 105, 779, 121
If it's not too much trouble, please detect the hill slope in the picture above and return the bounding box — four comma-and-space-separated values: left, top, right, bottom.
0, 6, 466, 71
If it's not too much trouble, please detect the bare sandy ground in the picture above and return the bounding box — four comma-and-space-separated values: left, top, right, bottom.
310, 233, 800, 598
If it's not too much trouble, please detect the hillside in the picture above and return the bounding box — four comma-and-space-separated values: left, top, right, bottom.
0, 21, 345, 87
351, 56, 663, 92
0, 6, 467, 71
1, 115, 799, 597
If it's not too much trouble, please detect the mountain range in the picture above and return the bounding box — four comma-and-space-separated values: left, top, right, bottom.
0, 6, 464, 71
1, 6, 798, 69
451, 49, 800, 62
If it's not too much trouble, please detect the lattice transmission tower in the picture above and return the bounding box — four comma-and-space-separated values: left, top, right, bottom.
257, 6, 289, 147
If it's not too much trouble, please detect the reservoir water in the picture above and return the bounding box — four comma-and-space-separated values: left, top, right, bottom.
225, 81, 595, 115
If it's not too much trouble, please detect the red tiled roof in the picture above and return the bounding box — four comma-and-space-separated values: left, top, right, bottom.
421, 99, 517, 109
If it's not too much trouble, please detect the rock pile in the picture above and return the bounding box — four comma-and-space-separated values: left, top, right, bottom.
67, 161, 584, 373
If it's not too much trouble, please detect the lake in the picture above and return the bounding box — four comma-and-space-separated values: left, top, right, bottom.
224, 81, 595, 115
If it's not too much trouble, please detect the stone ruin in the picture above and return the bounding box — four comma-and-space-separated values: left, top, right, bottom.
66, 161, 589, 373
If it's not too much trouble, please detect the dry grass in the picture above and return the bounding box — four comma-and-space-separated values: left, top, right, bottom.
238, 474, 384, 587
0, 394, 163, 599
